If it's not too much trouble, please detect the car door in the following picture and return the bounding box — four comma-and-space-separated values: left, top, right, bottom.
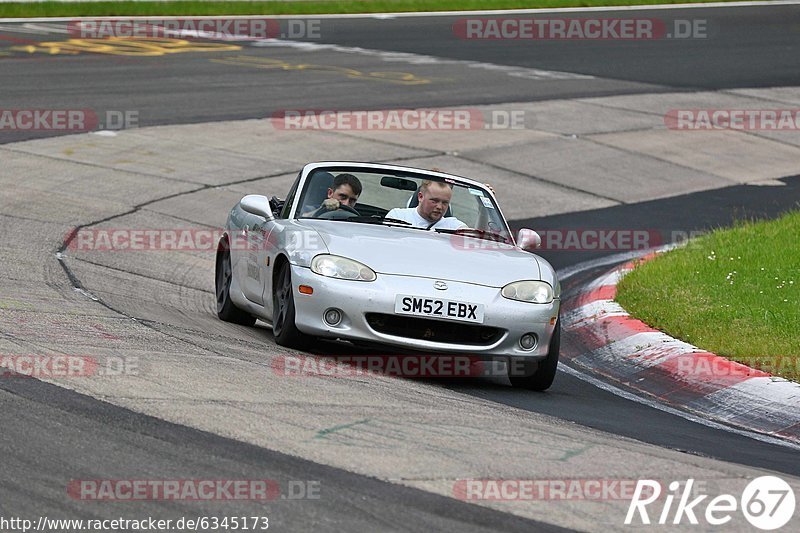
241, 212, 271, 305
259, 173, 302, 313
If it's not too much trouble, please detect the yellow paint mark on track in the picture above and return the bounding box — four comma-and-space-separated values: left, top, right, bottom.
11, 37, 240, 57
212, 55, 431, 85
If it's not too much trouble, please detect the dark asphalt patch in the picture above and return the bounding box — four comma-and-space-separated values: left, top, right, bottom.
0, 375, 569, 532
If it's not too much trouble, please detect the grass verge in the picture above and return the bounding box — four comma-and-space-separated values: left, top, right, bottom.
0, 0, 761, 19
616, 211, 800, 382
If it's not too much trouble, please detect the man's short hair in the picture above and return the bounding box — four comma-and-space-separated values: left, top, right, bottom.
333, 173, 362, 196
420, 179, 453, 193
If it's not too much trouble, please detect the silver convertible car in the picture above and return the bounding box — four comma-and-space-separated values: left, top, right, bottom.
215, 162, 561, 390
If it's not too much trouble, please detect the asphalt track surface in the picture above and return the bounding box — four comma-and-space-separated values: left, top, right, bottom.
1, 4, 799, 143
2, 4, 800, 531
0, 377, 568, 532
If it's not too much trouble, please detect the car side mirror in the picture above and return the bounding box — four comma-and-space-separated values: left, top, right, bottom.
240, 195, 274, 220
516, 228, 541, 251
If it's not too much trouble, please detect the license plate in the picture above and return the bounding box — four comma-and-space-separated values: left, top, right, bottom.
394, 295, 485, 323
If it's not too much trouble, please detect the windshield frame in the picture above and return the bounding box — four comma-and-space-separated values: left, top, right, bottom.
290, 162, 514, 242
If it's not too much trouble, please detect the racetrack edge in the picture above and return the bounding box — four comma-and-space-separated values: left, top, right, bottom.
562, 250, 800, 444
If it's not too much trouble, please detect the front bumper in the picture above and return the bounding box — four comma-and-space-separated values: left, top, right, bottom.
290, 265, 559, 357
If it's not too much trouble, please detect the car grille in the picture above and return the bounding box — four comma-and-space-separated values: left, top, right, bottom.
365, 313, 503, 346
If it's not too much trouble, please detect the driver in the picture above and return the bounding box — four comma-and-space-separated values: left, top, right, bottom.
307, 173, 362, 217
386, 180, 468, 230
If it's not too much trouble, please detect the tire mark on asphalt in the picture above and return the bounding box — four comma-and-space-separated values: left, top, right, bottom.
312, 419, 372, 440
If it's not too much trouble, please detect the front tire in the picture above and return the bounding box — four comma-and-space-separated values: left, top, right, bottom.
215, 244, 256, 326
508, 320, 560, 391
272, 262, 308, 349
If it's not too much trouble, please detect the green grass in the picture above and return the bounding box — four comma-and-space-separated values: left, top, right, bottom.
616, 211, 800, 382
0, 0, 759, 18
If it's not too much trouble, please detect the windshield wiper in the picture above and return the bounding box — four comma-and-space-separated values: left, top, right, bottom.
434, 228, 510, 244
341, 216, 412, 226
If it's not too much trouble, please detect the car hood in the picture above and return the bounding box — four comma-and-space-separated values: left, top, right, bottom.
299, 220, 543, 287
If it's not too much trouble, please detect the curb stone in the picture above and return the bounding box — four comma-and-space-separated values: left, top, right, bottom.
562, 252, 800, 444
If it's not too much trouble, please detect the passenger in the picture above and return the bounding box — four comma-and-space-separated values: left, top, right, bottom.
386, 180, 468, 230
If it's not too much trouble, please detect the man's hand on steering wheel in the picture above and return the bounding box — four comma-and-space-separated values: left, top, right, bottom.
320, 198, 359, 214
314, 199, 360, 218
321, 198, 340, 211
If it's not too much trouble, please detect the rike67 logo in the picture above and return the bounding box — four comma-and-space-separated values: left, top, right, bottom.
626, 477, 796, 530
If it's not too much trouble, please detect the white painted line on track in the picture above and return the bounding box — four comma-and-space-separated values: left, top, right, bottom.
251, 38, 593, 80
1, 1, 799, 22
18, 22, 69, 32
0, 22, 52, 33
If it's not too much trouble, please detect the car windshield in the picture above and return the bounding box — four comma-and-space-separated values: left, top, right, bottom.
295, 168, 512, 242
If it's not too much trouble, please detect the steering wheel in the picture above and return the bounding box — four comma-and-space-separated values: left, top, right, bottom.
338, 204, 360, 215
317, 204, 360, 220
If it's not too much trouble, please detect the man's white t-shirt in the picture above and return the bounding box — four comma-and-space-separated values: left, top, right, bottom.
385, 207, 468, 230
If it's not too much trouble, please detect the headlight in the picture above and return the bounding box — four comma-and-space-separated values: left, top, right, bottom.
501, 281, 554, 304
311, 254, 377, 282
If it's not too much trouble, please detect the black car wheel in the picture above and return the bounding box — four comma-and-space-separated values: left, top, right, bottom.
215, 244, 256, 326
272, 262, 308, 348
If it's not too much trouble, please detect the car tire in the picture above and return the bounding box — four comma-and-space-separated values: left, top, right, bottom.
508, 319, 560, 391
272, 262, 309, 349
215, 245, 256, 326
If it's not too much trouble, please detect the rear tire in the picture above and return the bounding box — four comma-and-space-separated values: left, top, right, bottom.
272, 262, 309, 349
508, 320, 560, 391
215, 244, 256, 326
